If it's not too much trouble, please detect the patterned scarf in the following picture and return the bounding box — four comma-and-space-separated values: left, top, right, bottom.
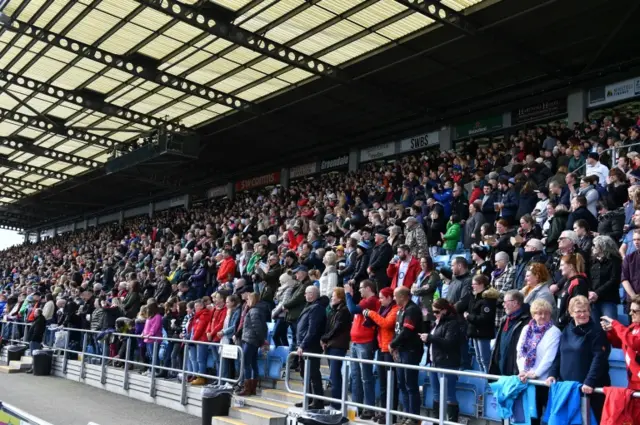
519, 319, 552, 371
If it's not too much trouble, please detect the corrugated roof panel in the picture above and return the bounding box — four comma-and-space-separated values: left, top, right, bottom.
0, 146, 15, 156
45, 161, 73, 171
35, 135, 65, 147
212, 0, 254, 11
49, 2, 89, 33
17, 128, 44, 139
376, 13, 434, 40
10, 152, 33, 162
251, 57, 289, 74
52, 67, 96, 90
85, 75, 124, 93
186, 58, 239, 84
67, 8, 121, 46
2, 0, 26, 17
349, 1, 407, 28
137, 35, 182, 60
21, 188, 36, 194
264, 6, 334, 44
41, 46, 78, 65
20, 174, 41, 183
42, 104, 78, 120
100, 22, 154, 55
0, 46, 22, 70
94, 153, 111, 163
321, 32, 387, 65
240, 0, 305, 32
8, 50, 38, 74
165, 49, 214, 73
0, 93, 21, 110
321, 0, 367, 15
181, 96, 210, 108
290, 20, 362, 55
9, 0, 46, 22
110, 87, 150, 107
180, 111, 217, 127
109, 131, 136, 141
159, 46, 197, 70
0, 122, 23, 136
38, 178, 59, 186
64, 165, 89, 175
96, 0, 141, 19
212, 68, 265, 92
277, 68, 314, 84
55, 140, 86, 153
222, 46, 262, 65
75, 146, 106, 158
201, 38, 233, 55
28, 156, 53, 167
74, 57, 109, 74
207, 104, 232, 115
130, 6, 174, 31
5, 170, 26, 179
163, 21, 203, 42
239, 78, 290, 101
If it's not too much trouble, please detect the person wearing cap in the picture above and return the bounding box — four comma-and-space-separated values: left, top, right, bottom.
363, 287, 399, 424
496, 177, 518, 225
347, 241, 372, 297
470, 245, 493, 279
368, 229, 393, 290
585, 152, 609, 186
283, 265, 313, 369
403, 216, 427, 258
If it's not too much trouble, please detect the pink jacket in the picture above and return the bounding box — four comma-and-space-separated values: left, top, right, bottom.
142, 314, 163, 343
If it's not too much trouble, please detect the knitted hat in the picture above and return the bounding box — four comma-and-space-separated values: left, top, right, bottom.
380, 287, 394, 298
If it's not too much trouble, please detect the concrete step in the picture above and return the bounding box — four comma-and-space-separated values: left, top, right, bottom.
275, 379, 304, 392
228, 406, 287, 425
260, 389, 304, 404
20, 356, 33, 365
238, 396, 293, 415
211, 417, 245, 425
0, 365, 22, 373
9, 360, 30, 370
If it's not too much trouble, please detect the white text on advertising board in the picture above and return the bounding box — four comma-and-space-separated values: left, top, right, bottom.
320, 155, 349, 170
360, 143, 395, 162
207, 185, 226, 199
290, 162, 317, 179
235, 172, 279, 191
399, 131, 439, 152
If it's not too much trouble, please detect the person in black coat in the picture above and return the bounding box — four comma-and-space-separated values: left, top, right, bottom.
296, 286, 329, 409
320, 288, 352, 409
566, 196, 598, 233
368, 231, 393, 290
490, 290, 531, 376
596, 200, 625, 243
26, 308, 46, 351
464, 276, 498, 373
347, 242, 371, 302
546, 295, 610, 422
420, 298, 462, 422
589, 236, 622, 322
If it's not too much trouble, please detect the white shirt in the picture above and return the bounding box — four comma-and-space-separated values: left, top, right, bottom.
585, 161, 609, 186
397, 260, 410, 288
532, 198, 549, 226
515, 324, 562, 378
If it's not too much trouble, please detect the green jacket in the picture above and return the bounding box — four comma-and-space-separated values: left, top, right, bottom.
246, 253, 261, 275
442, 221, 461, 251
283, 277, 312, 322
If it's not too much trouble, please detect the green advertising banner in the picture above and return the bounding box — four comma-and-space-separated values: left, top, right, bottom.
454, 114, 504, 139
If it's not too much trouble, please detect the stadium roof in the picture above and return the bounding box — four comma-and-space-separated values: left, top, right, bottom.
0, 0, 637, 230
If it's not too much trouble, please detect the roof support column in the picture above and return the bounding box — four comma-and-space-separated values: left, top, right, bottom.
226, 183, 235, 202
280, 167, 290, 189
72, 222, 77, 232
184, 194, 191, 211
149, 202, 155, 218
83, 218, 88, 230
567, 90, 587, 128
24, 231, 29, 244
119, 210, 124, 225
438, 127, 453, 152
35, 230, 41, 243
348, 148, 359, 173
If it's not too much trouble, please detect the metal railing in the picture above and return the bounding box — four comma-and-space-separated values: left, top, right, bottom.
573, 141, 640, 175
285, 351, 640, 425
0, 321, 244, 405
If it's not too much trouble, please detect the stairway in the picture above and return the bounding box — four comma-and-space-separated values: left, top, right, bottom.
0, 346, 32, 373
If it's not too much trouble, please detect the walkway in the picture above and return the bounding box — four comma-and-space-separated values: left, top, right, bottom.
0, 373, 201, 425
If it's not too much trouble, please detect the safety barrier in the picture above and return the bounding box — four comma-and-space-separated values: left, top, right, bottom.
285, 351, 639, 425
0, 401, 54, 425
0, 321, 244, 407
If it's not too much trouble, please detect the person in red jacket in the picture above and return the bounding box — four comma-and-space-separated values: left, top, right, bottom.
216, 249, 236, 288
601, 294, 640, 390
207, 292, 227, 376
189, 299, 213, 386
345, 280, 381, 420
287, 226, 305, 252
387, 244, 421, 289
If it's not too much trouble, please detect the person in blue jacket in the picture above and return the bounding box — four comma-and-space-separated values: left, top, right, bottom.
432, 181, 454, 219
545, 295, 610, 421
496, 177, 518, 226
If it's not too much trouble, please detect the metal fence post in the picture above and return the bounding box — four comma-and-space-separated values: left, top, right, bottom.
149, 341, 158, 397
11, 322, 16, 344
217, 344, 223, 385
79, 332, 88, 379
385, 368, 394, 425
439, 373, 447, 425
581, 395, 591, 425
302, 355, 311, 410
123, 337, 131, 390
340, 361, 349, 417
62, 331, 69, 374
100, 338, 108, 384
180, 343, 189, 405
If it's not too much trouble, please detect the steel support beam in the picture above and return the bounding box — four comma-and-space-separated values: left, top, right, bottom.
0, 106, 125, 150
135, 0, 346, 82
0, 137, 101, 170
2, 19, 258, 114
0, 175, 45, 192
393, 0, 564, 78
0, 156, 72, 181
0, 70, 184, 132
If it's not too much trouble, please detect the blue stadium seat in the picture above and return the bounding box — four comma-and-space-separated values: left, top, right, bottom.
620, 287, 626, 303
455, 371, 486, 418
618, 314, 630, 326
618, 304, 625, 317
422, 378, 435, 410
609, 348, 628, 388
433, 255, 451, 269
267, 346, 290, 380
471, 356, 481, 372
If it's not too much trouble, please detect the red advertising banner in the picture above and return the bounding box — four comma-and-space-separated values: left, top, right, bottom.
235, 172, 280, 191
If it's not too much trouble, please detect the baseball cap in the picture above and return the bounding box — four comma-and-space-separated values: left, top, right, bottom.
292, 265, 309, 273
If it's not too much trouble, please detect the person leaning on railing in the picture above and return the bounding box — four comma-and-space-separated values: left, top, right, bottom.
546, 295, 610, 422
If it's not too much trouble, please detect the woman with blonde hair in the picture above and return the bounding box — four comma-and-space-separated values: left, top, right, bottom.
522, 263, 554, 309
319, 251, 338, 297
516, 299, 561, 424
546, 296, 610, 422
556, 253, 589, 329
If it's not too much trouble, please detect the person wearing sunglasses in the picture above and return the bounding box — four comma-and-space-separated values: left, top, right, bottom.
601, 294, 640, 391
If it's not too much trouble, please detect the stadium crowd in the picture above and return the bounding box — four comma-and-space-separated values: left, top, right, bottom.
2, 116, 640, 425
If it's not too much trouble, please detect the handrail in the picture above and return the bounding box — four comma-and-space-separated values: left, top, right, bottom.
285, 351, 640, 425
571, 141, 640, 175
0, 321, 244, 405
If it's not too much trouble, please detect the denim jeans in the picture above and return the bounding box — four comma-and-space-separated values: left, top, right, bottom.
288, 321, 298, 353
29, 341, 42, 353
188, 344, 198, 374
378, 351, 399, 412
350, 342, 375, 408
429, 370, 458, 404
326, 347, 346, 408
397, 350, 422, 415
146, 342, 159, 366
472, 338, 491, 373
196, 343, 209, 374
242, 342, 259, 381
211, 344, 221, 376
591, 302, 618, 323
272, 318, 290, 347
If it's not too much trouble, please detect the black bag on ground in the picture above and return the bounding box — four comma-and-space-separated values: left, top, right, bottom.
297, 409, 349, 425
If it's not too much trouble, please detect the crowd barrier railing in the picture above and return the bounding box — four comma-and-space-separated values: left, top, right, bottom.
285, 351, 639, 425
0, 321, 244, 406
